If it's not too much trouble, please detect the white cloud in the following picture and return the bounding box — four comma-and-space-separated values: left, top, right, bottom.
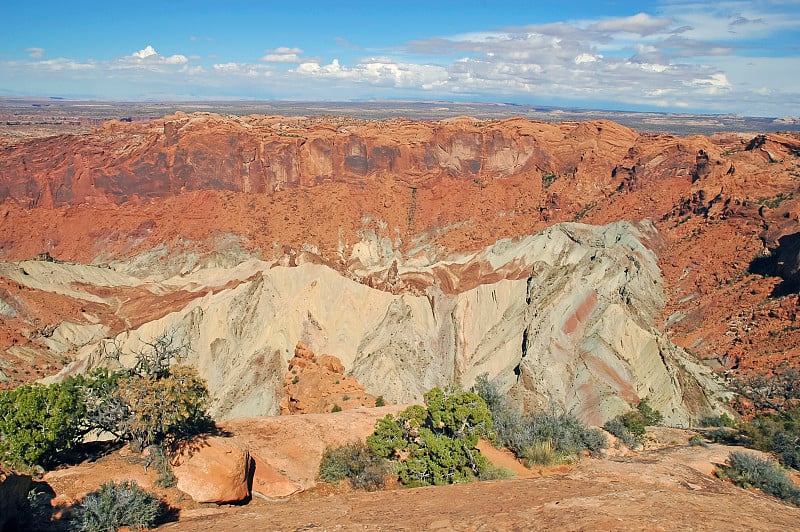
574, 53, 601, 64
25, 47, 45, 59
688, 73, 732, 94
261, 47, 304, 63
590, 13, 673, 36
30, 58, 95, 71
130, 45, 187, 65
213, 62, 242, 72
132, 45, 157, 59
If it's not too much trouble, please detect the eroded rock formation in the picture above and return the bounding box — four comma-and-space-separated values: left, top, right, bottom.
1, 113, 799, 424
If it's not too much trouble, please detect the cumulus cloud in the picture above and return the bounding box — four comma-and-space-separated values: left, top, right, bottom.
25, 47, 45, 59
130, 45, 187, 65
293, 58, 449, 89
132, 45, 157, 59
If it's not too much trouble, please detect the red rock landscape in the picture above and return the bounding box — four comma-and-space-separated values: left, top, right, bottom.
2, 114, 799, 382
1, 112, 800, 528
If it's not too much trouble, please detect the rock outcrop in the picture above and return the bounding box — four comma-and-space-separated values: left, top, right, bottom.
281, 341, 379, 415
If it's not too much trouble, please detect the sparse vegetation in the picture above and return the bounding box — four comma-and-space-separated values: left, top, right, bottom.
375, 396, 386, 407
318, 441, 388, 491
477, 463, 515, 480
573, 201, 598, 221
602, 397, 664, 449
72, 480, 165, 532
542, 172, 558, 189
603, 417, 639, 448
473, 374, 606, 465
331, 404, 342, 413
757, 192, 793, 209
741, 409, 800, 470
717, 451, 800, 506
689, 434, 709, 447
729, 365, 800, 469
698, 413, 737, 428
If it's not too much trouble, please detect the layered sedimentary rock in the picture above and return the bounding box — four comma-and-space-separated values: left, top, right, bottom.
11, 220, 724, 425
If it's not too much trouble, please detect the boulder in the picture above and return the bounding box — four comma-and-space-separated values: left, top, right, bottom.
249, 452, 302, 498
173, 437, 252, 504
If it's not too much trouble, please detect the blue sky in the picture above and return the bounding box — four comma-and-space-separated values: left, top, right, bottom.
2, 0, 799, 116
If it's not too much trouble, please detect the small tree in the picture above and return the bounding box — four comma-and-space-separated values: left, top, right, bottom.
367, 387, 493, 487
118, 365, 212, 450
86, 330, 213, 452
733, 364, 800, 418
0, 329, 213, 471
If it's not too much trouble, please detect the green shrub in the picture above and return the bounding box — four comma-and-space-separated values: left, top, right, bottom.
600, 398, 663, 450
367, 387, 493, 487
742, 408, 800, 470
375, 396, 386, 407
689, 434, 709, 447
542, 173, 558, 189
318, 441, 387, 491
619, 411, 648, 440
72, 480, 164, 531
0, 378, 86, 469
706, 427, 745, 446
603, 417, 639, 448
718, 451, 800, 506
331, 404, 342, 413
698, 413, 736, 428
636, 398, 663, 426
